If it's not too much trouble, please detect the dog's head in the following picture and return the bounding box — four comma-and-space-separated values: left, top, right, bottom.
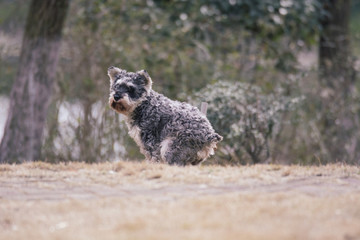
108, 66, 152, 115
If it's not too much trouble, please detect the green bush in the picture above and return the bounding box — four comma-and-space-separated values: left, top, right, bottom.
193, 81, 303, 164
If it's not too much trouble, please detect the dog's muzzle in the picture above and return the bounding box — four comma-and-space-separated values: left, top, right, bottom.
113, 93, 121, 101
109, 94, 130, 113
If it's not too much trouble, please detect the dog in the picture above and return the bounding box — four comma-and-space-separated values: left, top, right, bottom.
108, 66, 222, 165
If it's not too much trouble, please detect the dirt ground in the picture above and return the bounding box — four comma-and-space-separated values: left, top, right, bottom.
0, 162, 360, 240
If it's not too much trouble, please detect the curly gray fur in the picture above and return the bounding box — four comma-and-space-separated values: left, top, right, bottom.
108, 66, 222, 165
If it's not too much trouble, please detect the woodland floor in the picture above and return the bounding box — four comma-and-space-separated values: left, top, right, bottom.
0, 161, 360, 240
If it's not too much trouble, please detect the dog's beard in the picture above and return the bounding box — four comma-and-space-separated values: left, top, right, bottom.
111, 101, 126, 112
109, 93, 147, 115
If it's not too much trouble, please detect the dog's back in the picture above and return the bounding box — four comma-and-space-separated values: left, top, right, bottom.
129, 90, 222, 165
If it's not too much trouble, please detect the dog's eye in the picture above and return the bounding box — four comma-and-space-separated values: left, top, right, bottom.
134, 76, 143, 84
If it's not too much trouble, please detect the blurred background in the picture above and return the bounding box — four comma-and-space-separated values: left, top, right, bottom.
0, 0, 359, 165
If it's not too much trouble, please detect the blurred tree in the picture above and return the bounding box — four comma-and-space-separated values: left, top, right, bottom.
317, 0, 358, 162
0, 0, 70, 163
0, 0, 29, 95
319, 0, 355, 88
41, 0, 329, 163
26, 0, 357, 164
154, 0, 325, 73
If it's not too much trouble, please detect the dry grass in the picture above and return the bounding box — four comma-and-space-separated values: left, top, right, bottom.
1, 161, 360, 240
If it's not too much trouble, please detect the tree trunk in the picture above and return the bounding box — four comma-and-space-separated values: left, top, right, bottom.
318, 0, 357, 162
319, 0, 354, 89
0, 0, 70, 163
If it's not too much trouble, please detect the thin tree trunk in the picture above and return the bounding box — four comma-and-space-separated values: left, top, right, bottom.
319, 0, 354, 89
0, 0, 70, 163
318, 0, 357, 162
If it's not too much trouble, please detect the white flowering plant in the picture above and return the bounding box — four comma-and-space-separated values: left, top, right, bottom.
193, 81, 303, 164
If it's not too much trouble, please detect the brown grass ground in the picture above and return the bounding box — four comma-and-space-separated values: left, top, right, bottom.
0, 161, 360, 240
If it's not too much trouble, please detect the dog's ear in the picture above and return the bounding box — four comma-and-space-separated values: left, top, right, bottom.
137, 69, 153, 91
107, 66, 122, 84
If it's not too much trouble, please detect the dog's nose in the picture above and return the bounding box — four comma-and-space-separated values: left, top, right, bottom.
114, 93, 121, 101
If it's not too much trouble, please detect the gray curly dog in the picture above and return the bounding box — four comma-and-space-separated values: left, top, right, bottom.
108, 66, 223, 165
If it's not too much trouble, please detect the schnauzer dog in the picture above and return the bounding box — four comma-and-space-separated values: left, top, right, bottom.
108, 66, 222, 165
